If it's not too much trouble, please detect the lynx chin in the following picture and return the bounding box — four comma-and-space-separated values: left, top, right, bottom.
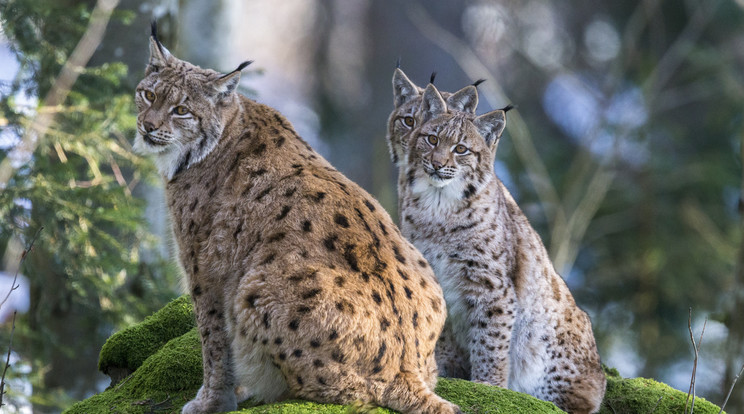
133, 23, 459, 414
392, 80, 606, 414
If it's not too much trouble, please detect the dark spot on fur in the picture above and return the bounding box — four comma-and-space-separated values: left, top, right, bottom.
331, 350, 345, 363
343, 244, 360, 272
310, 340, 321, 348
311, 191, 326, 202
261, 253, 276, 265
323, 234, 338, 251
392, 245, 406, 264
278, 352, 286, 360
267, 232, 286, 243
317, 376, 327, 385
302, 288, 322, 299
381, 318, 390, 331
274, 337, 283, 345
404, 287, 413, 299
313, 359, 324, 367
276, 205, 292, 220
463, 184, 476, 199
283, 187, 296, 197
245, 294, 259, 308
364, 199, 376, 212
263, 313, 270, 329
289, 319, 300, 330
372, 291, 382, 304
335, 276, 345, 287
252, 142, 267, 156
412, 312, 419, 328
329, 330, 339, 340
255, 186, 272, 201
192, 285, 202, 296
302, 220, 312, 232
275, 136, 286, 148
397, 268, 409, 280
297, 306, 311, 314
334, 213, 350, 228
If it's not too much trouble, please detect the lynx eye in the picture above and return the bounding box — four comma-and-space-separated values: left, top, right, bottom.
144, 90, 156, 102
174, 106, 190, 116
403, 116, 414, 127
426, 135, 438, 146
454, 144, 468, 154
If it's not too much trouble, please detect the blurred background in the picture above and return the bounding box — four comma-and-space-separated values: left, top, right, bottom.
1, 0, 743, 412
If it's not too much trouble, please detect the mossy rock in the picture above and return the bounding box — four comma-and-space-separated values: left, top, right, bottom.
68, 296, 727, 413
97, 294, 195, 384
599, 367, 723, 414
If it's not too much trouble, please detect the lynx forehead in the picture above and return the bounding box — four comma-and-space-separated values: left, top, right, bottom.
399, 84, 606, 414
134, 23, 459, 414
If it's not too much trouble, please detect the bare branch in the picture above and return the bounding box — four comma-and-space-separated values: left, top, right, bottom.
719, 363, 744, 414
0, 312, 17, 408
0, 227, 43, 311
0, 0, 120, 188
684, 308, 707, 414
648, 396, 663, 414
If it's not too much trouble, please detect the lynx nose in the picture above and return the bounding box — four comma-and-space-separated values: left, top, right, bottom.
144, 121, 157, 133
432, 160, 443, 170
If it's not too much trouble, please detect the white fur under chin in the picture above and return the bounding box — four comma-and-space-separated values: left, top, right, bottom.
133, 131, 217, 181
409, 172, 466, 214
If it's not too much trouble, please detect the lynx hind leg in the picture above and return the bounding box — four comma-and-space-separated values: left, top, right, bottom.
435, 322, 470, 380
381, 372, 461, 414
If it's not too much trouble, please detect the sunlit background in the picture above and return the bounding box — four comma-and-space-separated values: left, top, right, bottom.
1, 0, 743, 412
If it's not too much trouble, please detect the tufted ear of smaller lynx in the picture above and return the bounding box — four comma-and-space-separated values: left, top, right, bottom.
417, 84, 447, 124
392, 68, 419, 108
211, 61, 252, 97
147, 22, 172, 74
447, 85, 478, 114
473, 110, 506, 151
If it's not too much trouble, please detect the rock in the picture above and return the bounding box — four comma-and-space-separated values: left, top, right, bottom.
67, 296, 726, 414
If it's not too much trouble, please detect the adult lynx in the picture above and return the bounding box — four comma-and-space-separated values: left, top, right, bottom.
397, 83, 606, 413
133, 24, 459, 414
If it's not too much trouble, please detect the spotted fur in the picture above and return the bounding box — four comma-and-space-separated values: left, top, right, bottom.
134, 28, 459, 414
398, 84, 606, 414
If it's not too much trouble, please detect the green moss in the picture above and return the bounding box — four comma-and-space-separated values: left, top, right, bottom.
72, 300, 727, 414
98, 295, 195, 378
600, 373, 724, 414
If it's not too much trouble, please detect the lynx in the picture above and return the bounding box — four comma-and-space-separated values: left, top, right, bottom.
133, 24, 459, 414
386, 68, 480, 379
396, 84, 606, 413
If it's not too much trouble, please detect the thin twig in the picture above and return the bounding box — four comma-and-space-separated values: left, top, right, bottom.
684, 308, 707, 414
0, 312, 17, 408
0, 227, 43, 310
719, 363, 744, 414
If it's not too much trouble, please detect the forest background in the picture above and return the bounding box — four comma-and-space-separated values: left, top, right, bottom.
0, 0, 743, 412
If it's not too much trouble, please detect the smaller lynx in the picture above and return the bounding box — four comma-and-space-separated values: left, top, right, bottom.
398, 84, 606, 414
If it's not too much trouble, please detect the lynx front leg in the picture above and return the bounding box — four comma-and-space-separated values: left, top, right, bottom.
182, 282, 237, 414
466, 289, 516, 387
435, 320, 469, 380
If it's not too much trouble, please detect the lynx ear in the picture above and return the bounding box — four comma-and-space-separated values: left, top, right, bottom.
392, 68, 420, 108
417, 84, 447, 124
212, 61, 252, 97
147, 21, 172, 73
447, 85, 478, 113
473, 109, 506, 151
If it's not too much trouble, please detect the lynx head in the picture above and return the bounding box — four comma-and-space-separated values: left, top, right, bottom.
387, 68, 479, 167
406, 84, 507, 202
133, 22, 251, 180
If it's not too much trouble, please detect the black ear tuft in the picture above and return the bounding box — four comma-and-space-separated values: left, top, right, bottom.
151, 20, 158, 40
501, 104, 515, 113
473, 79, 486, 87
219, 60, 253, 79
396, 57, 401, 69
430, 71, 437, 84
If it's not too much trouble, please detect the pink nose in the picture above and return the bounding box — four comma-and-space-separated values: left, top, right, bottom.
144, 121, 156, 133
432, 160, 443, 170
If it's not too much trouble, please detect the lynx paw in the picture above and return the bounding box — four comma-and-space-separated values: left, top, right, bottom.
181, 385, 237, 414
